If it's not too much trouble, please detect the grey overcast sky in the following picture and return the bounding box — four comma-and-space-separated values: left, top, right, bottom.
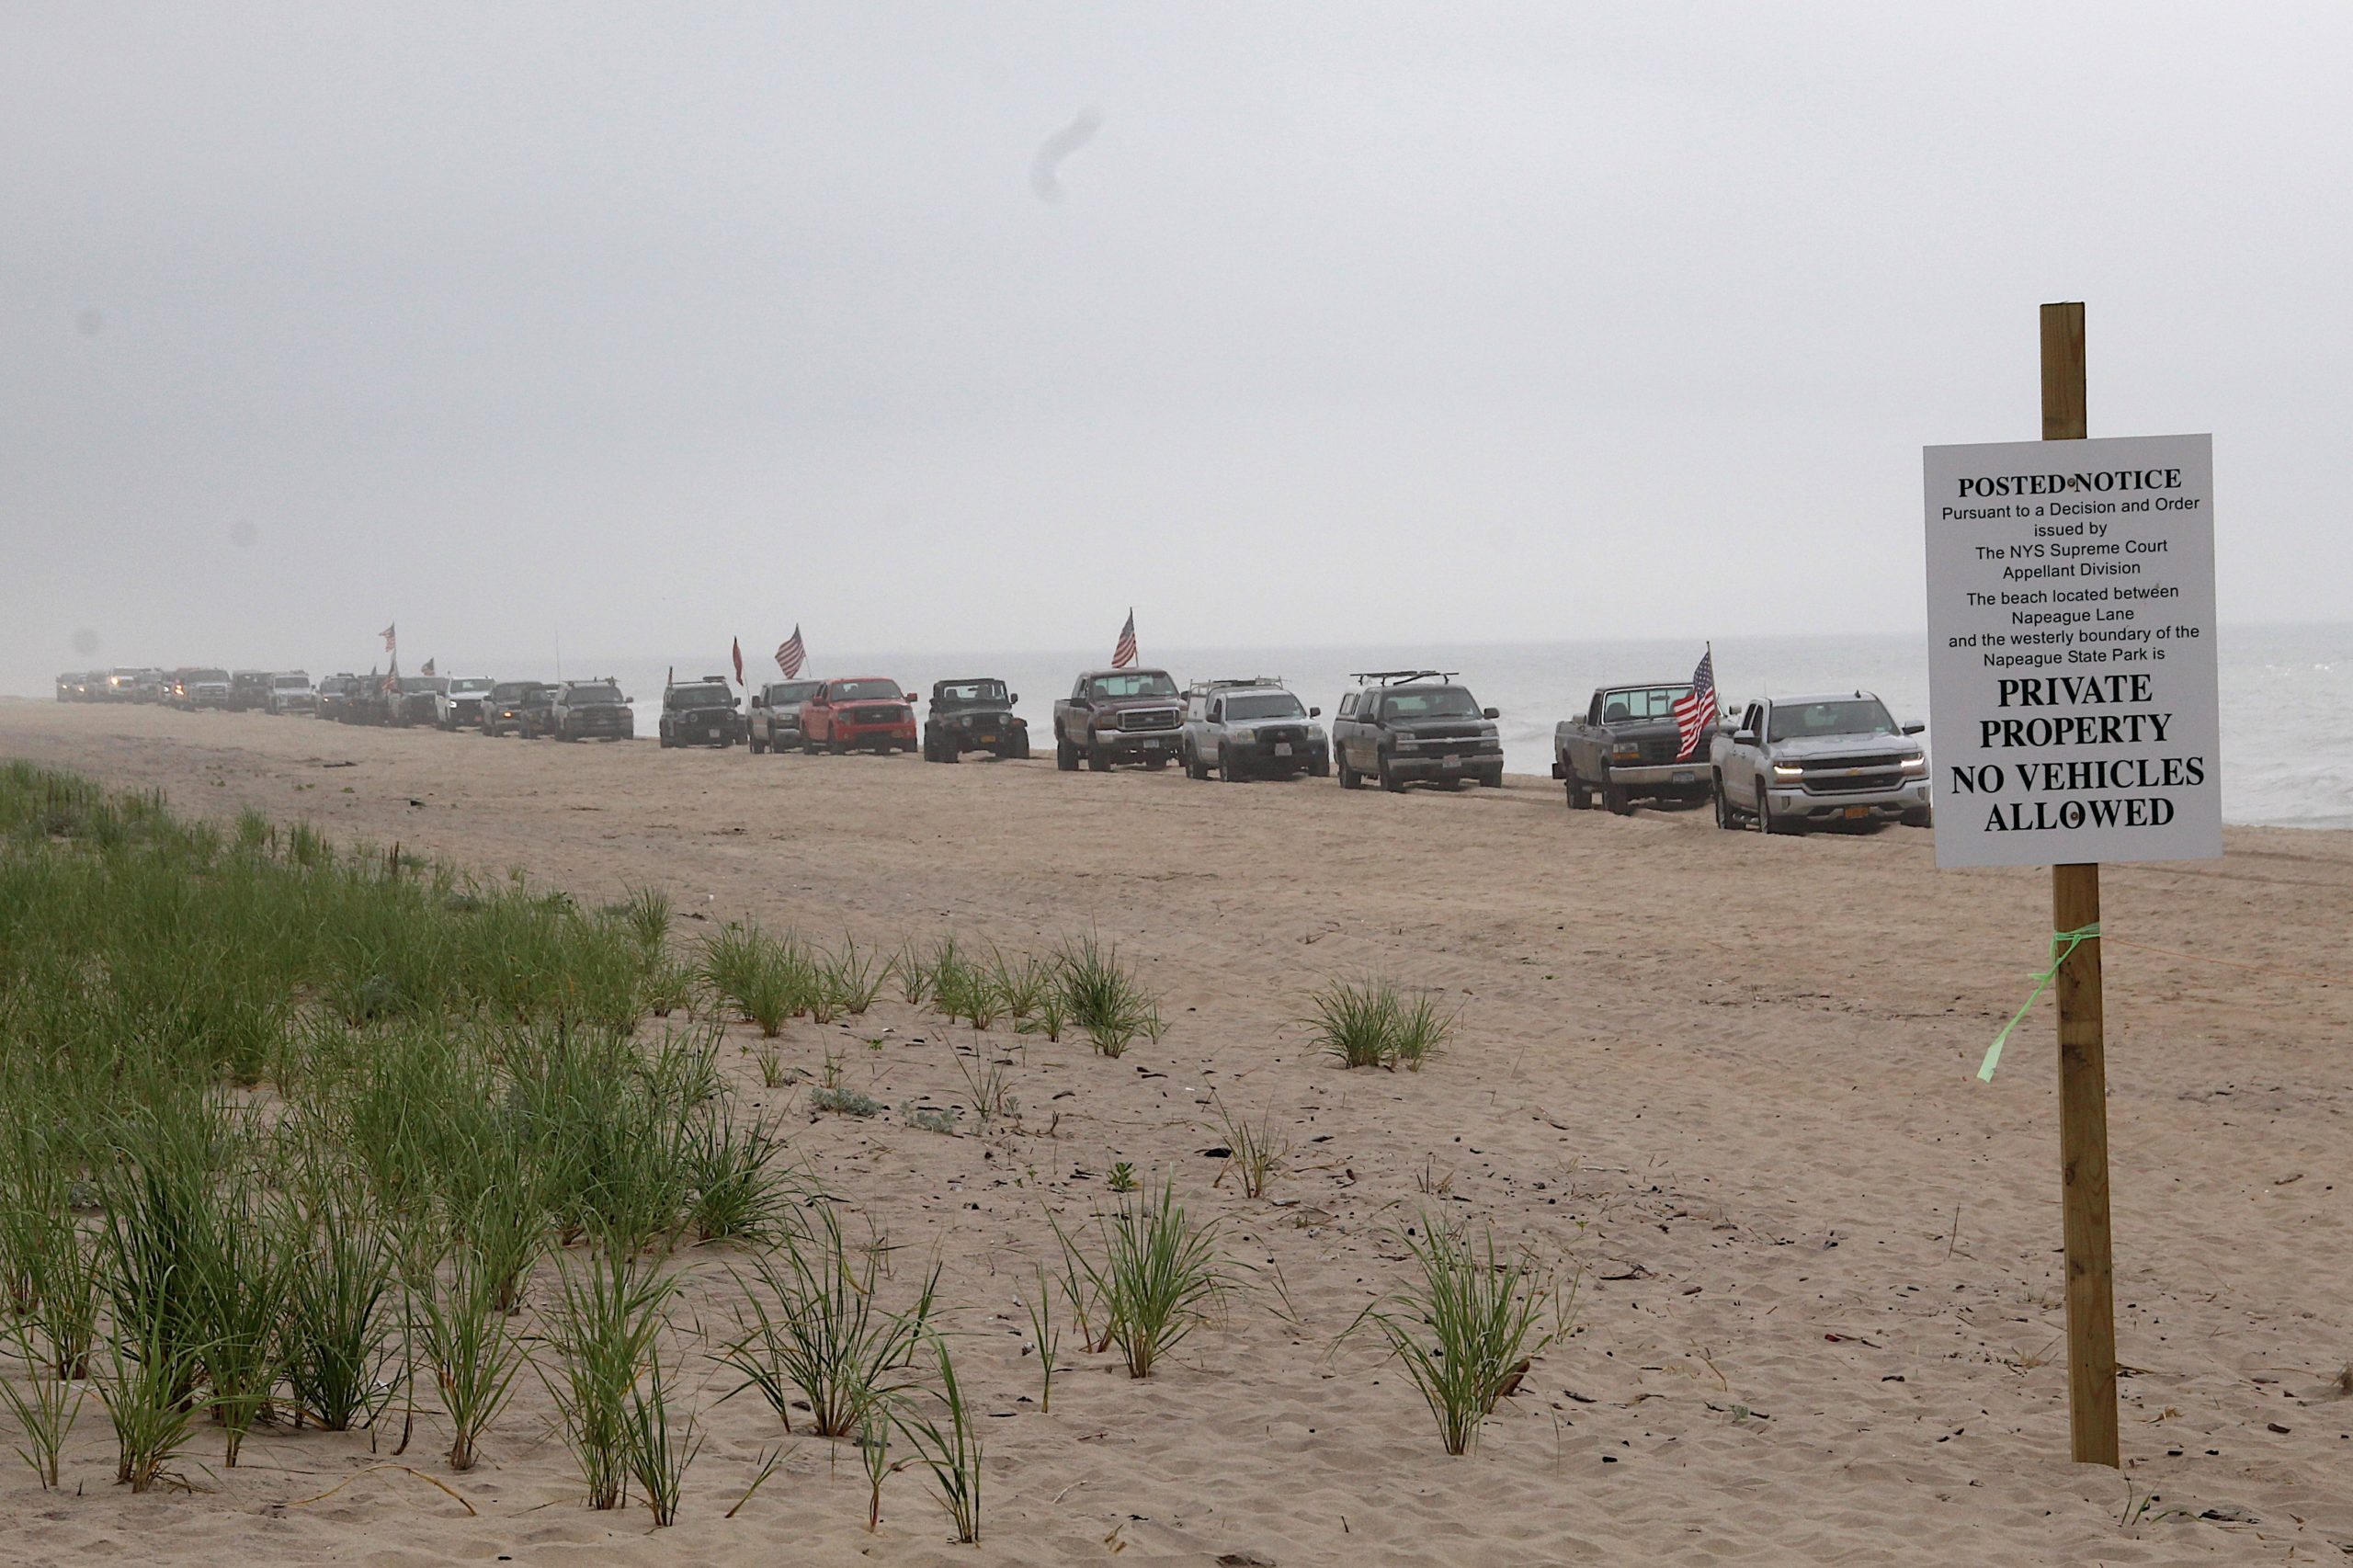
4, 3, 2347, 689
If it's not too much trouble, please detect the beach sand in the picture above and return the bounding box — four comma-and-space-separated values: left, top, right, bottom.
3, 699, 2348, 1566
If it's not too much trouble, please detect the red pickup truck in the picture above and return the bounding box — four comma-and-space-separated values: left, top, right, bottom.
799, 677, 919, 755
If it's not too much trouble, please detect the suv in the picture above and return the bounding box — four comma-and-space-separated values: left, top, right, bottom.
923, 678, 1029, 762
1331, 671, 1504, 792
386, 676, 445, 728
314, 674, 360, 721
178, 668, 234, 710
1053, 668, 1184, 771
266, 672, 316, 715
229, 671, 274, 711
548, 679, 634, 742
799, 678, 917, 755
480, 681, 550, 737
1554, 682, 1716, 813
658, 678, 746, 748
435, 676, 495, 730
747, 679, 824, 754
1181, 678, 1328, 782
512, 684, 560, 738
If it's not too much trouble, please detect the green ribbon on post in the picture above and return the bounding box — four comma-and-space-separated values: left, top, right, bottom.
1977, 923, 2101, 1083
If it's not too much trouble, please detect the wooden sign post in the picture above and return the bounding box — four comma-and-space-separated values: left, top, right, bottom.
2040, 301, 2120, 1468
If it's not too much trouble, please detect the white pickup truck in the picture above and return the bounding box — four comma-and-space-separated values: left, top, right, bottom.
1709, 691, 1931, 835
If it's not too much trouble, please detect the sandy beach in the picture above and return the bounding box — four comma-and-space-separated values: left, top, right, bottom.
1, 698, 2347, 1566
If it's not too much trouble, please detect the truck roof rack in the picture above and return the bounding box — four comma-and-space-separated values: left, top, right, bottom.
1186, 676, 1286, 695
1349, 668, 1457, 687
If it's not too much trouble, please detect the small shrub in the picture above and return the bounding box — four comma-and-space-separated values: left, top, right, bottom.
543, 1245, 676, 1510
1212, 1101, 1287, 1199
410, 1246, 528, 1471
1308, 980, 1455, 1071
899, 1102, 959, 1136
721, 1204, 937, 1438
284, 1199, 400, 1432
685, 1115, 790, 1245
813, 1086, 884, 1119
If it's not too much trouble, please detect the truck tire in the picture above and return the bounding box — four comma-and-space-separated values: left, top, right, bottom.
1479, 769, 1503, 788
1056, 729, 1078, 771
1712, 773, 1739, 829
1220, 751, 1243, 782
1760, 792, 1798, 835
1337, 752, 1362, 790
940, 737, 960, 763
1378, 753, 1404, 793
1601, 777, 1632, 815
828, 734, 846, 756
1086, 744, 1111, 773
1563, 766, 1593, 810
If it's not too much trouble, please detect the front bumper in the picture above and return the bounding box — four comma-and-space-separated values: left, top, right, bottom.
1096, 729, 1179, 760
448, 700, 484, 723
1227, 736, 1328, 771
1387, 744, 1503, 779
836, 722, 915, 746
672, 718, 744, 745
1768, 778, 1931, 824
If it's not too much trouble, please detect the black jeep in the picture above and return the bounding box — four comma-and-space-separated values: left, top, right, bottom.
923, 678, 1029, 762
658, 678, 745, 749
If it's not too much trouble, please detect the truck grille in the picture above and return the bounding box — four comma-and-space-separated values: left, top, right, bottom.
1252, 725, 1306, 746
1805, 769, 1904, 795
1120, 708, 1181, 732
849, 705, 902, 724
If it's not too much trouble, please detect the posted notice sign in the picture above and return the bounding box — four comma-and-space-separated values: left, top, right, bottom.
1924, 433, 2220, 869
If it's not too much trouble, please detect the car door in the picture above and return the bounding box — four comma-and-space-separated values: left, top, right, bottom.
1335, 691, 1362, 768
1738, 701, 1768, 804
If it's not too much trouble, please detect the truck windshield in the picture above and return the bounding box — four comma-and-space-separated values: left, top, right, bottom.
1225, 692, 1304, 720
449, 678, 493, 695
190, 670, 230, 684
491, 683, 543, 700
273, 676, 309, 688
937, 682, 1006, 706
1600, 687, 1689, 722
569, 686, 623, 704
1768, 699, 1898, 741
831, 679, 903, 701
1381, 687, 1479, 720
671, 686, 733, 708
767, 683, 823, 705
1088, 672, 1177, 699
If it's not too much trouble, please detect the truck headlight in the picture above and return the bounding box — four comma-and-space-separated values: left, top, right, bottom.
1900, 754, 1927, 774
1610, 744, 1642, 762
1770, 762, 1805, 782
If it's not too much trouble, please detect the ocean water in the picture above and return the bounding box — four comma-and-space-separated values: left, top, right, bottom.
551, 623, 2353, 831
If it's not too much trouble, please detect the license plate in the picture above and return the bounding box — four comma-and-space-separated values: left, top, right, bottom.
1844, 805, 1871, 819
1442, 755, 1462, 770
1672, 769, 1695, 784
1273, 743, 1292, 757
1144, 738, 1165, 748
976, 733, 997, 744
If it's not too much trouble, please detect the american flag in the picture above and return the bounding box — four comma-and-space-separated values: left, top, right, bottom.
1111, 609, 1138, 669
381, 623, 396, 652
420, 657, 436, 677
731, 637, 745, 686
1670, 646, 1717, 762
774, 625, 805, 678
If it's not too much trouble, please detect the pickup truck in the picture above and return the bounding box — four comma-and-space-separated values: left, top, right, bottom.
386, 676, 445, 728
1709, 691, 1931, 835
435, 676, 495, 730
1181, 677, 1328, 781
265, 672, 316, 715
1053, 668, 1184, 771
747, 679, 824, 754
1330, 671, 1504, 791
799, 678, 917, 755
1554, 681, 1716, 813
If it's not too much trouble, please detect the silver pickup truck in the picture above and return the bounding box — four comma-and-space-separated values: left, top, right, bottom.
1709, 691, 1930, 835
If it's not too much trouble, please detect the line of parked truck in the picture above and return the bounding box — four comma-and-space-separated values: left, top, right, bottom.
57, 661, 1933, 835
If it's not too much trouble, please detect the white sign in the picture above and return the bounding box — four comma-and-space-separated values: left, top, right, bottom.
1923, 433, 2220, 869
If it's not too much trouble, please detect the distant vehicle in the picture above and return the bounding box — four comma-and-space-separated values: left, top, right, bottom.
131, 669, 167, 703
1053, 668, 1183, 772
228, 671, 274, 711
513, 684, 560, 738
747, 679, 824, 754
1181, 677, 1328, 782
177, 668, 233, 711
1710, 691, 1931, 835
922, 677, 1029, 762
1330, 671, 1504, 792
657, 677, 745, 749
435, 676, 494, 731
314, 674, 361, 722
386, 676, 445, 728
479, 681, 549, 737
265, 672, 316, 715
53, 673, 80, 702
548, 679, 633, 743
799, 678, 916, 755
1554, 681, 1718, 814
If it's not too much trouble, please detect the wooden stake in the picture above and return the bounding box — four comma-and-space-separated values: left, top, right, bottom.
2040, 300, 2120, 1468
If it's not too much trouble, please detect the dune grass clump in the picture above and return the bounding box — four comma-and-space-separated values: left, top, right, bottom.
1055, 934, 1163, 1058
1051, 1178, 1228, 1380
410, 1244, 528, 1471
1350, 1216, 1572, 1455
542, 1244, 677, 1510
1308, 979, 1455, 1071
700, 924, 814, 1038
1212, 1101, 1288, 1199
283, 1196, 401, 1432
623, 1340, 702, 1526
0, 1314, 84, 1490
895, 1336, 983, 1544
722, 1204, 938, 1438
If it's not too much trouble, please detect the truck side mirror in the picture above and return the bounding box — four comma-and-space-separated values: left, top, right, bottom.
1308, 706, 1321, 718
1733, 729, 1757, 746
1483, 708, 1500, 721
1010, 694, 1019, 706
1901, 722, 1925, 735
